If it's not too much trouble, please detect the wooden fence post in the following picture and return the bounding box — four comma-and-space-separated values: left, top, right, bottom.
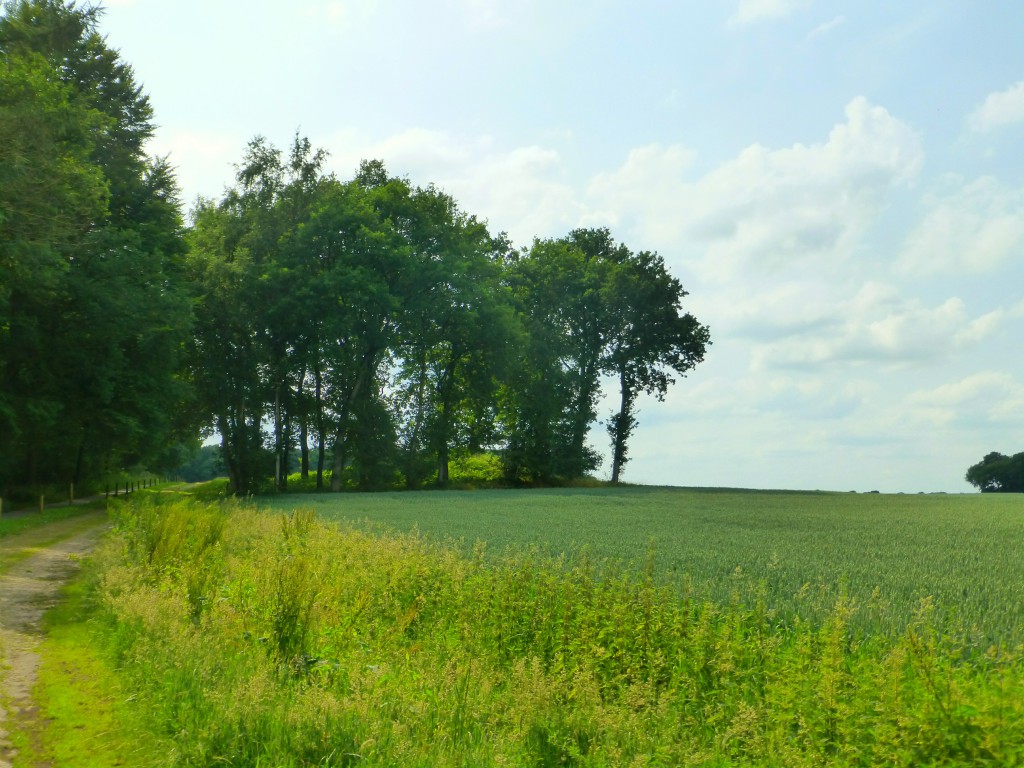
40, 494, 45, 513
70, 483, 74, 504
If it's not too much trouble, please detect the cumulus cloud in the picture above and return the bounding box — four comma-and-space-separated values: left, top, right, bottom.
589, 97, 923, 282
729, 0, 813, 25
322, 128, 584, 245
968, 81, 1024, 133
908, 372, 1024, 426
677, 373, 866, 420
899, 176, 1024, 275
748, 283, 1000, 371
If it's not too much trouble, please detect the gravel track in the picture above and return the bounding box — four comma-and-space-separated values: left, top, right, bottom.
0, 514, 109, 767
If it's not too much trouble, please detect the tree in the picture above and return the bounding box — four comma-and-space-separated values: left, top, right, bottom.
965, 452, 1024, 493
389, 183, 518, 487
0, 48, 108, 490
601, 245, 710, 483
501, 228, 709, 484
1, 0, 193, 493
185, 195, 270, 496
500, 235, 611, 483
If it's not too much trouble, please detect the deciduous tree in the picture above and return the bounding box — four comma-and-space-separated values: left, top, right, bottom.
965, 452, 1024, 493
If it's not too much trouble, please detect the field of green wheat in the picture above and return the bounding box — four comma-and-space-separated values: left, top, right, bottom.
263, 486, 1024, 642
65, 487, 1024, 766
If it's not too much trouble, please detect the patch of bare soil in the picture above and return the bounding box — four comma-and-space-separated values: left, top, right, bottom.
0, 515, 109, 767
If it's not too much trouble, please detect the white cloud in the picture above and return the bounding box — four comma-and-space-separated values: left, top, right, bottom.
900, 176, 1024, 275
322, 128, 584, 245
748, 283, 1000, 371
589, 97, 923, 282
968, 81, 1024, 133
730, 0, 813, 25
908, 372, 1024, 426
808, 15, 847, 39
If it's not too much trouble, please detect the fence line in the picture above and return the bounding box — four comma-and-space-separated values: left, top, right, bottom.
1, 477, 162, 519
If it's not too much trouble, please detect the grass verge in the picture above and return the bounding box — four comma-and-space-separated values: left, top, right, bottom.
9, 559, 170, 767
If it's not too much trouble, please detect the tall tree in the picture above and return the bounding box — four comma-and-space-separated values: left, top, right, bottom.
601, 246, 710, 482
186, 195, 270, 496
390, 183, 517, 487
1, 0, 192, 492
501, 240, 594, 484
0, 47, 107, 489
502, 228, 709, 484
186, 135, 332, 495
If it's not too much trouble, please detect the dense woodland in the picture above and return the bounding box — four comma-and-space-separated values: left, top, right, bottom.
0, 0, 709, 498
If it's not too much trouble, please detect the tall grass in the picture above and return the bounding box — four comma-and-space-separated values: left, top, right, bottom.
88, 495, 1024, 766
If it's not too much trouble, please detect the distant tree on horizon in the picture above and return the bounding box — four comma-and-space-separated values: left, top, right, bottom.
965, 452, 1024, 493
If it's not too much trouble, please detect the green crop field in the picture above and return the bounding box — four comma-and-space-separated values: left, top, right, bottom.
73, 490, 1024, 766
263, 486, 1024, 642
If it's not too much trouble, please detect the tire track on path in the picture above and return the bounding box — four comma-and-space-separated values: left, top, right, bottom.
0, 514, 109, 767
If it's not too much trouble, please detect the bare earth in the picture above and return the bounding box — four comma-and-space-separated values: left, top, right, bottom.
0, 513, 109, 767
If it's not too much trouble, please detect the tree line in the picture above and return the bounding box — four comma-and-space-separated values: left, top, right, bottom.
1, 0, 710, 498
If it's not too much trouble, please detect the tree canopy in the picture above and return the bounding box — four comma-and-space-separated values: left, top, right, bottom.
1, 0, 193, 495
965, 452, 1024, 493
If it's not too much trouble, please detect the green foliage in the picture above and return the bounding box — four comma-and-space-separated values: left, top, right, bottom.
966, 451, 1024, 492
85, 495, 1024, 765
500, 229, 709, 485
0, 0, 194, 495
170, 443, 225, 483
447, 451, 505, 487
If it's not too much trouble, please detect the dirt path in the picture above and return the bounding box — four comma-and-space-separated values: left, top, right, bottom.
0, 513, 109, 767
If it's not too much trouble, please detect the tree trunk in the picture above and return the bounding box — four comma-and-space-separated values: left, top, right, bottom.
273, 382, 283, 492
330, 428, 349, 492
434, 357, 459, 488
570, 358, 599, 477
314, 362, 326, 489
404, 351, 428, 490
437, 442, 450, 486
297, 364, 310, 479
329, 383, 362, 492
610, 368, 636, 484
299, 419, 310, 479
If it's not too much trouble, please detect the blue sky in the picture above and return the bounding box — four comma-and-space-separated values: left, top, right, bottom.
99, 0, 1024, 492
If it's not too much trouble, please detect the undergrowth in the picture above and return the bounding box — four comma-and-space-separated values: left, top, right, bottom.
90, 496, 1024, 766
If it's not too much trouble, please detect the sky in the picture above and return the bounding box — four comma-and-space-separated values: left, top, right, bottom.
97, 0, 1024, 493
